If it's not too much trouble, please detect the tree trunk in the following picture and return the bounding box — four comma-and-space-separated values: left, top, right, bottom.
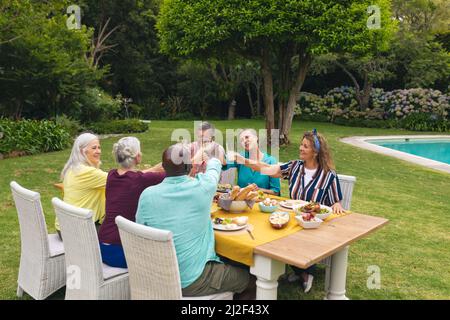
227, 99, 236, 120
280, 52, 311, 145
277, 43, 294, 141
14, 99, 23, 120
278, 102, 284, 131
358, 73, 372, 111
334, 60, 371, 111
246, 83, 254, 117
255, 76, 262, 117
260, 49, 275, 146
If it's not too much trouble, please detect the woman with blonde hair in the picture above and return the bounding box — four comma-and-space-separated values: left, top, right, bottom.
56, 132, 107, 239
98, 137, 165, 268
230, 129, 344, 293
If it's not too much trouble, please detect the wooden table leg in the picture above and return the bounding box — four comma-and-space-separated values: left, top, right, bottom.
325, 245, 350, 300
250, 254, 285, 300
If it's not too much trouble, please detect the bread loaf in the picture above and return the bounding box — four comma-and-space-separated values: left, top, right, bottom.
246, 191, 258, 201
235, 184, 257, 200
229, 186, 240, 200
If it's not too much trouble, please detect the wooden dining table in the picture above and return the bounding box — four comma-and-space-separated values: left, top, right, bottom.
213, 203, 389, 300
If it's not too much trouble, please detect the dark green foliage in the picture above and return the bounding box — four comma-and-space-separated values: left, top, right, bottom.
70, 88, 122, 123
76, 0, 177, 110
0, 119, 71, 156
54, 115, 83, 137
0, 0, 103, 119
332, 117, 398, 129
87, 119, 149, 134
398, 113, 449, 132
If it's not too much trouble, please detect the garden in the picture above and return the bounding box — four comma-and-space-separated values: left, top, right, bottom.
0, 0, 449, 301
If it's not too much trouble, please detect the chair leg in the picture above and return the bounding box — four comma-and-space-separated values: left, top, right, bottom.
17, 285, 24, 298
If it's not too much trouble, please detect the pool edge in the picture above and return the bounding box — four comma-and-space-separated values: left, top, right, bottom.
340, 135, 450, 174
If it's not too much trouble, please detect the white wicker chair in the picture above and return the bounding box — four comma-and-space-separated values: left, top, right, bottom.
321, 174, 356, 292
115, 216, 233, 300
219, 167, 237, 185
10, 181, 66, 300
52, 198, 130, 300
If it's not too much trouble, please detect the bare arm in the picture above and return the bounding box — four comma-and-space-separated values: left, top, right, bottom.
257, 187, 278, 196
231, 152, 282, 178
142, 162, 165, 173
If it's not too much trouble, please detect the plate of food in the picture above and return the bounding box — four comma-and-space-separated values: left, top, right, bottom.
295, 212, 323, 229
293, 201, 332, 220
217, 183, 232, 193
268, 211, 290, 229
212, 216, 248, 231
259, 198, 278, 213
279, 199, 306, 210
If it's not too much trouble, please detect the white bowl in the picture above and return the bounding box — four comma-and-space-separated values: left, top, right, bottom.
315, 210, 331, 220
295, 215, 323, 229
229, 201, 248, 212
293, 204, 332, 220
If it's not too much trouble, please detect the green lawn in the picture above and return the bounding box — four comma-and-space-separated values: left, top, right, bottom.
1, 120, 449, 300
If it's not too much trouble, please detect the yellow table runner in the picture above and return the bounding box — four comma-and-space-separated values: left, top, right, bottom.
211, 197, 349, 266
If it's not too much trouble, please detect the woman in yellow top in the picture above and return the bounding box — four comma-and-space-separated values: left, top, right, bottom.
56, 133, 107, 239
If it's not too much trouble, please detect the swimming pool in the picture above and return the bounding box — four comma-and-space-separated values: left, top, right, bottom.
368, 138, 450, 165
340, 135, 450, 174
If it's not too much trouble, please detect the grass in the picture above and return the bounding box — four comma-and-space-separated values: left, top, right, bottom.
1, 120, 449, 300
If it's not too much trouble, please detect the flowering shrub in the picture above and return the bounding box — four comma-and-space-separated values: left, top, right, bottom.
295, 86, 449, 131
382, 88, 448, 120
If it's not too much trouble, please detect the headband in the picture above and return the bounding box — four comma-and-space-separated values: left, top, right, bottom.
312, 128, 321, 151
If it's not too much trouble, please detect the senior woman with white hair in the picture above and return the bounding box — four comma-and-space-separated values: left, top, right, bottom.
98, 137, 165, 268
56, 132, 107, 239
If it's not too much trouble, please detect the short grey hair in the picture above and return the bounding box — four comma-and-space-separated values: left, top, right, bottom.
112, 137, 141, 169
197, 121, 215, 134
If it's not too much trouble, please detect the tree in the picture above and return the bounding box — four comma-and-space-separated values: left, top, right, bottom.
392, 0, 450, 34
158, 0, 395, 144
311, 0, 448, 97
391, 0, 450, 89
77, 0, 178, 108
0, 0, 102, 119
311, 50, 395, 110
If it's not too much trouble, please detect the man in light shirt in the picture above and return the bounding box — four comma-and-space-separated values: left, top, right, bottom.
136, 143, 252, 298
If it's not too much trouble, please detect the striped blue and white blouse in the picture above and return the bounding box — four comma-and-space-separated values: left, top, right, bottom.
280, 160, 343, 206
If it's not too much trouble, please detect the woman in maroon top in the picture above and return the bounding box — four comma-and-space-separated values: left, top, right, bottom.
98, 137, 165, 268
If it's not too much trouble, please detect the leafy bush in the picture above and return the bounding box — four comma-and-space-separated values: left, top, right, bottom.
398, 113, 449, 132
140, 97, 167, 120
295, 86, 449, 132
54, 114, 83, 137
382, 88, 449, 120
0, 119, 71, 157
333, 117, 397, 129
71, 88, 122, 123
87, 119, 149, 134
164, 112, 196, 120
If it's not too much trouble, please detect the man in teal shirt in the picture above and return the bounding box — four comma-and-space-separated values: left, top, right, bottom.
224, 129, 280, 195
136, 144, 250, 297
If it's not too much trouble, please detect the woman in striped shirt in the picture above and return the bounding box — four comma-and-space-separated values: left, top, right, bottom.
230, 129, 344, 292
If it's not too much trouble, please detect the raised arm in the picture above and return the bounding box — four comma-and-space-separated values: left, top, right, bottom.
229, 152, 282, 178
142, 162, 165, 173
